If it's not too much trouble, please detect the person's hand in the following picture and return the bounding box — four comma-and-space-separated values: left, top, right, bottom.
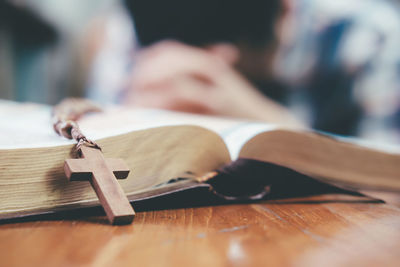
125, 41, 303, 127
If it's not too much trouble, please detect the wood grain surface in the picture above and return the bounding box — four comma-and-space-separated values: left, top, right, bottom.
1, 196, 400, 267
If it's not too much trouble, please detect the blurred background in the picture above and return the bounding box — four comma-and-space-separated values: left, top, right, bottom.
1, 0, 400, 144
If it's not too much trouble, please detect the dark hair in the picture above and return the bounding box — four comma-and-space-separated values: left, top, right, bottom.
125, 0, 282, 47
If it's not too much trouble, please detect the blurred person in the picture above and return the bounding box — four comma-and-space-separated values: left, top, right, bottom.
123, 0, 301, 127
88, 0, 400, 144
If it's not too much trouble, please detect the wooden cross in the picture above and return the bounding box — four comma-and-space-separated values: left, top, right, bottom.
64, 146, 135, 225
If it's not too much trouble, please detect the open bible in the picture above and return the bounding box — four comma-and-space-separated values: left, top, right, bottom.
1, 100, 400, 220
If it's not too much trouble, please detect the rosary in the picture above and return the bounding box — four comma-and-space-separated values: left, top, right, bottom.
52, 98, 135, 225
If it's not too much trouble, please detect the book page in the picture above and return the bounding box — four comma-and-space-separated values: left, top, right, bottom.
78, 106, 277, 159
0, 100, 75, 149
88, 107, 400, 158
1, 101, 212, 149
1, 100, 275, 156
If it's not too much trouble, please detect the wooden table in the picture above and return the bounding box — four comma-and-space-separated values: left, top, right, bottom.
1, 194, 400, 267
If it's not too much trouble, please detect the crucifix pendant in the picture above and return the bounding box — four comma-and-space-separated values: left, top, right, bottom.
64, 146, 135, 225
